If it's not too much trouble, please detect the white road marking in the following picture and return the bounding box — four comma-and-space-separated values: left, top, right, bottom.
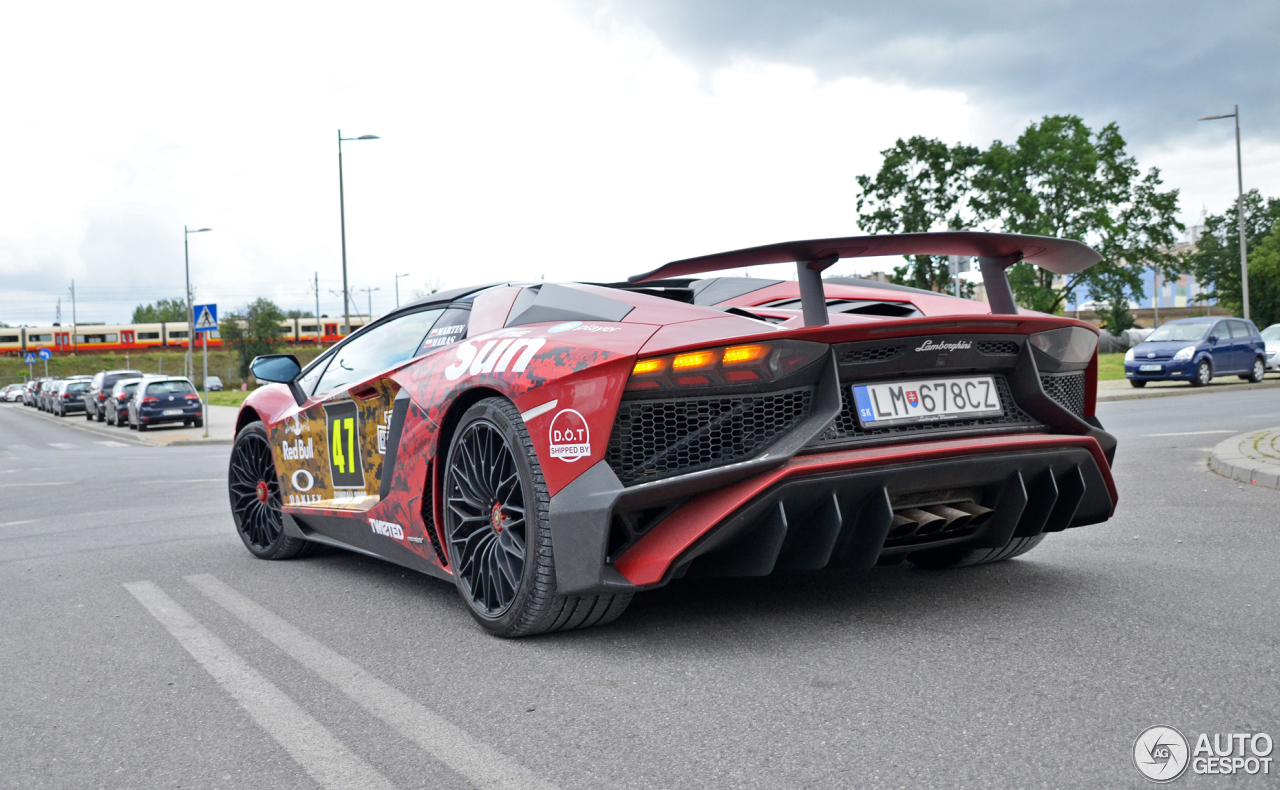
520, 399, 558, 423
48, 442, 77, 449
187, 573, 560, 790
0, 481, 70, 488
95, 441, 129, 447
1144, 430, 1239, 437
0, 519, 36, 528
124, 581, 395, 790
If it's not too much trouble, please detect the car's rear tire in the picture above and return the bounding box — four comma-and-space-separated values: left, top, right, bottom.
194, 419, 204, 428
443, 397, 630, 637
228, 420, 312, 560
1129, 380, 1146, 388
1246, 357, 1266, 383
1191, 359, 1212, 387
909, 534, 1047, 570
137, 423, 147, 432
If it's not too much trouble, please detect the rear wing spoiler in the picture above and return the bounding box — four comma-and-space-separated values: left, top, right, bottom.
628, 231, 1101, 325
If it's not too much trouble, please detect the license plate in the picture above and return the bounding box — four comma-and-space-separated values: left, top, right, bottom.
851, 376, 1003, 428
1139, 364, 1162, 372
163, 408, 184, 416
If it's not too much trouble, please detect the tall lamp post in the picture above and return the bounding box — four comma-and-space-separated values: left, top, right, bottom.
338, 130, 379, 337
394, 272, 410, 308
184, 226, 212, 380
360, 286, 381, 321
1199, 106, 1249, 320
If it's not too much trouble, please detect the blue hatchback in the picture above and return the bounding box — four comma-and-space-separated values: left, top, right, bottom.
1124, 316, 1267, 387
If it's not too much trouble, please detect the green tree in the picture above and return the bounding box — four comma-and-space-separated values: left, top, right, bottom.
132, 298, 189, 323
284, 309, 315, 319
855, 136, 980, 290
1186, 190, 1280, 319
1244, 218, 1280, 329
856, 116, 1184, 321
220, 298, 286, 377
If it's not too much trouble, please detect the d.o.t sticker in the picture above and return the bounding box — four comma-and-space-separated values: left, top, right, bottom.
323, 401, 366, 488
549, 409, 590, 462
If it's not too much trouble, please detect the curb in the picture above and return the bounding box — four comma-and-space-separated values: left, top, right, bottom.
1098, 378, 1280, 402
1208, 428, 1280, 489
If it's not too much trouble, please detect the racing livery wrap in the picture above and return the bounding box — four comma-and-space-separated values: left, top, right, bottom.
229, 232, 1119, 637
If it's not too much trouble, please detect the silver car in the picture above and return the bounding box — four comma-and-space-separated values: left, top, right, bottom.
1263, 324, 1280, 372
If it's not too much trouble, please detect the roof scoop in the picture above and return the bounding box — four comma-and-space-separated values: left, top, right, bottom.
628, 232, 1103, 324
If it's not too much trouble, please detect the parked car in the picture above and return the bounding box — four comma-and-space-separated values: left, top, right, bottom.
206, 375, 224, 391
22, 380, 40, 406
52, 380, 91, 416
37, 379, 61, 412
86, 369, 143, 421
128, 377, 203, 431
1124, 317, 1266, 387
1262, 324, 1280, 372
105, 378, 144, 426
1, 383, 24, 402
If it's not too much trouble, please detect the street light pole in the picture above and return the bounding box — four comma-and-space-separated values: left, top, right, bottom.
1199, 105, 1249, 320
360, 286, 381, 320
338, 130, 380, 337
395, 273, 410, 308
183, 226, 212, 380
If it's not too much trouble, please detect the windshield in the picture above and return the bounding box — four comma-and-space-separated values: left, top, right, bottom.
1146, 322, 1212, 342
1261, 325, 1280, 341
147, 381, 196, 396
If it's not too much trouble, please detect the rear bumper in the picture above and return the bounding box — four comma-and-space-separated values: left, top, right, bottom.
549, 433, 1117, 594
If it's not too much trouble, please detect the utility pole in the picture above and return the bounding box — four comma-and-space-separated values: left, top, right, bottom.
1153, 270, 1160, 327
184, 226, 211, 380
360, 287, 380, 321
314, 272, 321, 345
69, 280, 77, 352
395, 273, 410, 308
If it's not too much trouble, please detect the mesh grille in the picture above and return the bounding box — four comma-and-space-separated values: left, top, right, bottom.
1041, 372, 1086, 417
840, 345, 900, 364
977, 341, 1019, 355
807, 374, 1037, 450
422, 463, 448, 567
606, 387, 814, 486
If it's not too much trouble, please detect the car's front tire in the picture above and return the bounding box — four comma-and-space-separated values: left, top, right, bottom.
1191, 359, 1212, 387
1129, 380, 1146, 388
228, 420, 311, 560
443, 397, 630, 637
909, 534, 1047, 570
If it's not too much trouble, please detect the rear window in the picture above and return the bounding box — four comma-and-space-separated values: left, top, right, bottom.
103, 372, 142, 388
146, 381, 196, 395
67, 382, 90, 393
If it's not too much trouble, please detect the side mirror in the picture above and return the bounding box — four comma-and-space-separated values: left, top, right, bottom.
249, 354, 306, 406
1207, 335, 1218, 344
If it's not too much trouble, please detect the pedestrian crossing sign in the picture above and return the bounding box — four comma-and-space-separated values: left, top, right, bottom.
193, 303, 218, 332
24, 352, 36, 363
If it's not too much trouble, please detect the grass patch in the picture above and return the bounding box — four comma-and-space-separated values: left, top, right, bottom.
1098, 352, 1125, 381
206, 390, 253, 407
0, 345, 329, 390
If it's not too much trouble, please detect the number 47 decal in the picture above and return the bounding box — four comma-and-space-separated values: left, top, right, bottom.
323, 401, 366, 489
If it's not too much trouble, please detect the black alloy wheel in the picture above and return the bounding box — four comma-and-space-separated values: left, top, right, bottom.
445, 412, 530, 620
442, 398, 633, 637
228, 421, 310, 560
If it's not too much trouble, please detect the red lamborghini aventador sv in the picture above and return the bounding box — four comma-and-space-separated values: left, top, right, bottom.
229, 232, 1117, 636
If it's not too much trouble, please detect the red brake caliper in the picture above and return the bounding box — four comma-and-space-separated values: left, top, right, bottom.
490, 501, 504, 533
256, 481, 269, 504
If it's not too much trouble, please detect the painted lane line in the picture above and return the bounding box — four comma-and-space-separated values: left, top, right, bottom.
187, 573, 560, 790
123, 581, 396, 790
96, 441, 129, 447
48, 442, 77, 449
1143, 430, 1239, 437
0, 520, 37, 528
0, 481, 70, 488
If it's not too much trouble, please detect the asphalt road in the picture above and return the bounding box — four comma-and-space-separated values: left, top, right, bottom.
2, 390, 1278, 789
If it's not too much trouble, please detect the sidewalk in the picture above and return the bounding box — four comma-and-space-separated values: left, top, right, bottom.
1097, 375, 1280, 402
1209, 428, 1280, 489
4, 403, 238, 446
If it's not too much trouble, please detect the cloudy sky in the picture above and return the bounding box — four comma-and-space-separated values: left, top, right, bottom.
1, 0, 1276, 326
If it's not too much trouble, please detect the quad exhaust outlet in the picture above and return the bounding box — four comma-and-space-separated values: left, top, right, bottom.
887, 501, 993, 540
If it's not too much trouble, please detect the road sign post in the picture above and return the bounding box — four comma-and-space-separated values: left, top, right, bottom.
38, 347, 51, 378
193, 304, 218, 439
24, 351, 35, 380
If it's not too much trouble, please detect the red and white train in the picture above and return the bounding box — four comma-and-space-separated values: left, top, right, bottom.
0, 316, 373, 356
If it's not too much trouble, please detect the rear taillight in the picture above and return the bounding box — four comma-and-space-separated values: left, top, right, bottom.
63, 393, 72, 399
141, 396, 159, 405
626, 340, 828, 392
184, 393, 199, 400
117, 393, 127, 401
